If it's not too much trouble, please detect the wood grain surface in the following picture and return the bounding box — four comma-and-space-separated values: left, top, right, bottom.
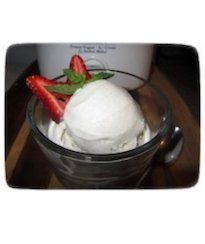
5, 64, 200, 189
142, 68, 200, 188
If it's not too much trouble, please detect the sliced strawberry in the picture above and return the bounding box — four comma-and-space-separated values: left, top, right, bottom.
85, 72, 92, 80
66, 79, 72, 85
26, 75, 70, 123
70, 55, 91, 80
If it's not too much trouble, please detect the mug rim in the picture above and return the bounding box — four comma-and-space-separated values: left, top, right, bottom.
26, 70, 172, 162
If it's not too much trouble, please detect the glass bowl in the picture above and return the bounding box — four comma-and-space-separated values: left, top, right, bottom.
26, 70, 172, 188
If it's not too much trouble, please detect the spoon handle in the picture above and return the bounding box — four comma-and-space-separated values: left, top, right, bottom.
154, 125, 184, 165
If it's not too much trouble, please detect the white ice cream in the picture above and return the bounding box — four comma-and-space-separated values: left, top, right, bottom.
48, 79, 151, 154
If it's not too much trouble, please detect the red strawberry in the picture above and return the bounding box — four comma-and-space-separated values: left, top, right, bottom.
70, 55, 91, 80
26, 75, 70, 123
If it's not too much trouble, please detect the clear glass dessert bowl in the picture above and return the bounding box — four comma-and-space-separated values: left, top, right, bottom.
26, 70, 172, 188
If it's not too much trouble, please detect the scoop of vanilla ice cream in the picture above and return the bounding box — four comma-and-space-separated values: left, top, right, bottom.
48, 120, 83, 152
60, 79, 145, 154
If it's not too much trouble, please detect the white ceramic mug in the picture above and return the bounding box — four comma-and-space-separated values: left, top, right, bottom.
37, 43, 154, 89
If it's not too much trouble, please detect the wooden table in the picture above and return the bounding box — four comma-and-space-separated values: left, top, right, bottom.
5, 62, 200, 189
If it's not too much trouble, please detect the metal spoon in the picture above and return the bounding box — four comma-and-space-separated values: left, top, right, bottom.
154, 126, 184, 165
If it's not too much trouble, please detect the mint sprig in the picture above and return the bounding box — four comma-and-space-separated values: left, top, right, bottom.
46, 70, 114, 95
86, 72, 114, 83
46, 83, 84, 95
63, 69, 86, 83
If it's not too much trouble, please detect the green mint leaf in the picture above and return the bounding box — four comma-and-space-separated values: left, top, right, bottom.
63, 69, 86, 83
46, 71, 114, 95
45, 83, 84, 95
86, 72, 114, 83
